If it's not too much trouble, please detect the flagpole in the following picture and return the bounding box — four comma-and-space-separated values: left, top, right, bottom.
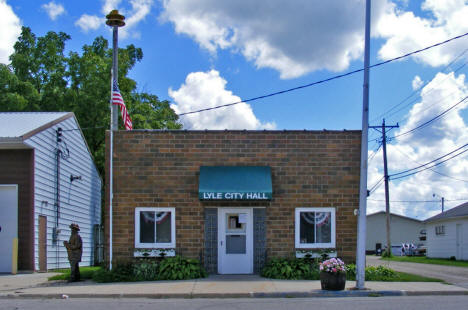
106, 10, 125, 271
109, 79, 114, 270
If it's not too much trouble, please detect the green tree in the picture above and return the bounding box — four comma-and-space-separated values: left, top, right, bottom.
1, 26, 182, 175
0, 64, 40, 111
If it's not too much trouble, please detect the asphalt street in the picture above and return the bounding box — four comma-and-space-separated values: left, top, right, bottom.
1, 296, 468, 310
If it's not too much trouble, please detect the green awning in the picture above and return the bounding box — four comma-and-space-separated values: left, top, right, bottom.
199, 166, 272, 200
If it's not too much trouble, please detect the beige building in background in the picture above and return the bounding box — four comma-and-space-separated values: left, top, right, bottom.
366, 211, 425, 255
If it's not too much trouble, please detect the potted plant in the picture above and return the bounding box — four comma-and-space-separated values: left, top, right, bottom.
319, 258, 346, 291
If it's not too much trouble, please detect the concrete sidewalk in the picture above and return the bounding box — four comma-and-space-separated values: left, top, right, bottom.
1, 273, 468, 299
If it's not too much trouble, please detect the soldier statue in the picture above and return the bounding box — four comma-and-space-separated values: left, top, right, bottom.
63, 223, 83, 282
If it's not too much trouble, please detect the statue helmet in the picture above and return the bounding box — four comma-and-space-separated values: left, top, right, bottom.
70, 223, 80, 231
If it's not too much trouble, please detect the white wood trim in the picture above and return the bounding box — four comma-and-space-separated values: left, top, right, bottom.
133, 249, 176, 257
295, 207, 336, 249
295, 250, 337, 258
134, 207, 176, 248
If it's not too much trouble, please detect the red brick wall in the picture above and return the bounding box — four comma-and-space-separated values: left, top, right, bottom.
106, 130, 360, 263
0, 149, 35, 270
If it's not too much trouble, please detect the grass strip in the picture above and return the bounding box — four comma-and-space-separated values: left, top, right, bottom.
381, 256, 468, 268
48, 266, 102, 281
392, 271, 443, 282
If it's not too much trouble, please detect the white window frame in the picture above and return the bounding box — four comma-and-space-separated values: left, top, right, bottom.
295, 207, 336, 248
435, 225, 445, 236
135, 207, 176, 248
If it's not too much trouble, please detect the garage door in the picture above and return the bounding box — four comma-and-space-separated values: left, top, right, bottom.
0, 185, 18, 273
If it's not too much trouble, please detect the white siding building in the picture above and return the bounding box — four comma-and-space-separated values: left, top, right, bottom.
425, 202, 468, 260
0, 112, 101, 272
366, 211, 425, 254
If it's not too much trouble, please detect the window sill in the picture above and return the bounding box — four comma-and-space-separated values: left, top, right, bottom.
134, 249, 176, 258
295, 250, 337, 259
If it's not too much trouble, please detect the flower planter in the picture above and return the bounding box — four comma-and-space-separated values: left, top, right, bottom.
320, 272, 346, 291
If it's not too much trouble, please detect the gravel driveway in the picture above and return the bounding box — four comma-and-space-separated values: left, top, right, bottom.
366, 255, 468, 289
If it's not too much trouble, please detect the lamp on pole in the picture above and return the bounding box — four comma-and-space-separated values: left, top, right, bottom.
106, 9, 125, 271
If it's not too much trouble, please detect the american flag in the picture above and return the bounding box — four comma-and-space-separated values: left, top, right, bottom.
112, 79, 133, 130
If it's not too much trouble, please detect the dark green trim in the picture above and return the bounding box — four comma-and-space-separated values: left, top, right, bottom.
199, 166, 272, 200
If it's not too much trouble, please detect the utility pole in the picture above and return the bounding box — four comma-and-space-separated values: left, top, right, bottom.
433, 193, 445, 213
106, 9, 125, 270
356, 0, 371, 290
370, 119, 398, 256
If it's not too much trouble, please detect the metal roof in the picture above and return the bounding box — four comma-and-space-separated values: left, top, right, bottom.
0, 112, 72, 138
424, 202, 468, 222
367, 211, 422, 222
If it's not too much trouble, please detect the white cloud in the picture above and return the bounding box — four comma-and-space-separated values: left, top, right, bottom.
160, 0, 393, 79
41, 2, 65, 21
169, 70, 276, 130
75, 14, 102, 32
97, 0, 153, 39
76, 1, 152, 37
376, 0, 468, 67
368, 72, 468, 219
120, 0, 153, 38
412, 75, 424, 90
102, 0, 123, 15
160, 1, 468, 78
0, 0, 21, 64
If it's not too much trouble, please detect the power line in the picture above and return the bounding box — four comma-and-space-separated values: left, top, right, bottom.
368, 142, 382, 162
177, 32, 468, 116
390, 145, 468, 180
392, 144, 468, 183
379, 61, 467, 124
390, 144, 467, 177
368, 198, 468, 203
367, 199, 438, 203
368, 176, 385, 195
393, 96, 468, 139
62, 126, 107, 132
371, 48, 468, 123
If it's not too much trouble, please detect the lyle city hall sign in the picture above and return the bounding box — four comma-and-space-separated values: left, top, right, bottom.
200, 192, 271, 200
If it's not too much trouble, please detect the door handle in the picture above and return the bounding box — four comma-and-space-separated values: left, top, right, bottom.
220, 241, 223, 246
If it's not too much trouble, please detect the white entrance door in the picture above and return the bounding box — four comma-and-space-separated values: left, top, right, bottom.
456, 224, 463, 260
218, 208, 253, 274
0, 185, 18, 273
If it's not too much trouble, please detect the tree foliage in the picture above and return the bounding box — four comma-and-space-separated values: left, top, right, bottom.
0, 27, 182, 175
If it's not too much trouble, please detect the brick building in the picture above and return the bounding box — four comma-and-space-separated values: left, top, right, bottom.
106, 130, 360, 274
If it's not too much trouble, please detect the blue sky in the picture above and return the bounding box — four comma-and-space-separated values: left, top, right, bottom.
1, 0, 467, 219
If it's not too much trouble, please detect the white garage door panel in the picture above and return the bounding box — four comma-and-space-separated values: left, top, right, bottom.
0, 185, 18, 273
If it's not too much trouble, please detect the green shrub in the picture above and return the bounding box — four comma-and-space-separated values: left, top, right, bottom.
261, 258, 320, 280
346, 264, 396, 281
92, 261, 135, 283
346, 264, 356, 280
366, 266, 397, 280
92, 257, 206, 283
133, 261, 159, 281
381, 250, 393, 258
158, 256, 207, 280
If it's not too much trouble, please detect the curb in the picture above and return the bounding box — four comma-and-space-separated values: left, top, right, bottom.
2, 290, 467, 299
